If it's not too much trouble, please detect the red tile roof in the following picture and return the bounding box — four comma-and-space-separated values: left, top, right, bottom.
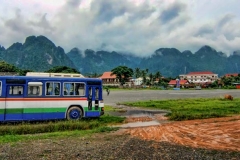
187, 71, 214, 75
99, 72, 116, 79
224, 73, 239, 77
168, 80, 188, 85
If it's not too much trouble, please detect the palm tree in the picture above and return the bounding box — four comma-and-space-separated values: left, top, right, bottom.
141, 70, 147, 85
154, 71, 162, 83
134, 68, 141, 78
149, 73, 153, 85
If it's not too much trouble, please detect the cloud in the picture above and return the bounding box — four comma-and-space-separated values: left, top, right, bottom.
159, 2, 187, 23
0, 0, 240, 57
194, 24, 214, 37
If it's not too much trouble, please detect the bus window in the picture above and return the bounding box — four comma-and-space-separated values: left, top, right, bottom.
75, 83, 85, 96
0, 81, 1, 96
95, 87, 99, 100
46, 82, 60, 96
28, 82, 43, 96
9, 86, 23, 95
63, 83, 73, 95
63, 82, 85, 96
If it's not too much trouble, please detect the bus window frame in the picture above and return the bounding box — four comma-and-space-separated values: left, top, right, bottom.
63, 82, 86, 96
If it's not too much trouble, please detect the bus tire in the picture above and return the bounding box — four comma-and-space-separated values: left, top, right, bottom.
66, 106, 83, 120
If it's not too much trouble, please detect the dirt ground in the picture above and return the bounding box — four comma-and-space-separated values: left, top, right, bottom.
126, 115, 240, 152
0, 115, 239, 160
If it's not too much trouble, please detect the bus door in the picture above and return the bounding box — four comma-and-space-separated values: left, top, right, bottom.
87, 86, 100, 111
5, 85, 24, 121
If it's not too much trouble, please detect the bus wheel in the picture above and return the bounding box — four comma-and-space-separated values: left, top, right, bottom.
67, 106, 83, 120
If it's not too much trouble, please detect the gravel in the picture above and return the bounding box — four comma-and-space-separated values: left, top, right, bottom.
0, 130, 239, 160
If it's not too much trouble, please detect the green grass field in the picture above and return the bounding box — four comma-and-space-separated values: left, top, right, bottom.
122, 98, 240, 121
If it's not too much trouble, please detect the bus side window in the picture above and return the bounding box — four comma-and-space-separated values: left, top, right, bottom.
95, 87, 99, 100
28, 82, 43, 96
9, 86, 23, 96
46, 82, 60, 96
80, 83, 85, 95
63, 83, 73, 96
75, 83, 85, 96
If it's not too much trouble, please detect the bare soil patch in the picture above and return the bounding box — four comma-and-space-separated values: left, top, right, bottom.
126, 115, 240, 152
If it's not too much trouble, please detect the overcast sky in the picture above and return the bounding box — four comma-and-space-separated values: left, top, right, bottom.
0, 0, 240, 57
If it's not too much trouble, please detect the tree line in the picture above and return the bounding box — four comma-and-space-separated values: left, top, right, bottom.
111, 66, 170, 87
0, 61, 239, 88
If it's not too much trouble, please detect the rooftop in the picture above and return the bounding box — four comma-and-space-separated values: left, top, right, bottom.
99, 72, 116, 79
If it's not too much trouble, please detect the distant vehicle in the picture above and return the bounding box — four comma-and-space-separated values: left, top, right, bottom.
0, 73, 104, 122
195, 86, 202, 90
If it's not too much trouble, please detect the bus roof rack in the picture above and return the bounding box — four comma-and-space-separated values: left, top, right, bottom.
26, 72, 85, 78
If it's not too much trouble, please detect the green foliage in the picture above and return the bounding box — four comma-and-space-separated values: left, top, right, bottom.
45, 66, 80, 73
18, 69, 34, 76
0, 61, 19, 72
220, 75, 240, 88
111, 66, 133, 85
122, 98, 240, 121
134, 67, 141, 78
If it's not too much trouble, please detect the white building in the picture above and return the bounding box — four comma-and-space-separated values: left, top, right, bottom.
179, 71, 218, 84
131, 77, 143, 86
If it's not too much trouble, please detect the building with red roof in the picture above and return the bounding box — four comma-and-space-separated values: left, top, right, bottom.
179, 71, 218, 84
99, 72, 119, 85
168, 79, 190, 88
224, 73, 239, 77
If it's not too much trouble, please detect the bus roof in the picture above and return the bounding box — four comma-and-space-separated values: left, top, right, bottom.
0, 75, 102, 82
26, 72, 85, 78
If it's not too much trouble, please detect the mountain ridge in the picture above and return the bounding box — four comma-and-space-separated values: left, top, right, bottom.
0, 35, 239, 77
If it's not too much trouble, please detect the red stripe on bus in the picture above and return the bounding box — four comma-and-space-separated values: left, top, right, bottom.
0, 98, 87, 101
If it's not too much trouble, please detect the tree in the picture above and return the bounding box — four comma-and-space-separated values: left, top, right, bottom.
18, 69, 34, 76
154, 71, 162, 85
0, 61, 19, 73
45, 66, 80, 74
149, 73, 153, 85
111, 66, 133, 85
134, 68, 141, 78
141, 70, 147, 85
154, 71, 161, 79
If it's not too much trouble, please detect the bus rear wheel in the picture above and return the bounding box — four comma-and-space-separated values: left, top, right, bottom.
67, 106, 83, 120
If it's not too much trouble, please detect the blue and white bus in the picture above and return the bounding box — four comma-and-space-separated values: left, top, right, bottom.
0, 73, 104, 122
